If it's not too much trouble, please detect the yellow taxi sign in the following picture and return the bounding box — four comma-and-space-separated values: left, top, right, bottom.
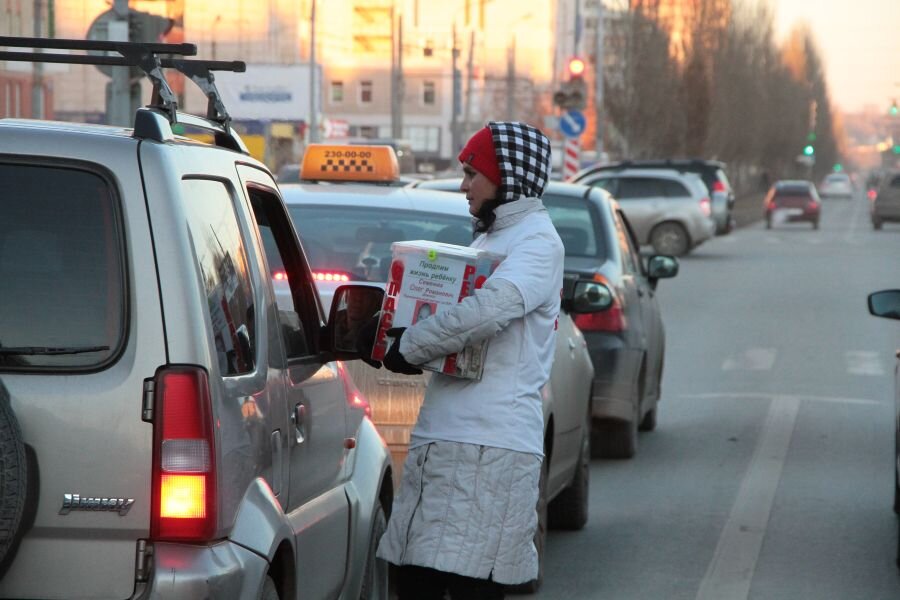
300, 144, 400, 183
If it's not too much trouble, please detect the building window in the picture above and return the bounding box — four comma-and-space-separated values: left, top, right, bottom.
359, 80, 373, 104
330, 81, 344, 104
422, 81, 435, 105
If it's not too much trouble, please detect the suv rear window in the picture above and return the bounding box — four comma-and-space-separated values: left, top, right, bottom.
0, 163, 125, 370
542, 193, 605, 259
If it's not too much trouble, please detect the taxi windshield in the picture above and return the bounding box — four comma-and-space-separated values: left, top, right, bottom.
288, 205, 473, 282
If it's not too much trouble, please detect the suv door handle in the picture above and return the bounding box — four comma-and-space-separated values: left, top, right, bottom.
292, 403, 307, 443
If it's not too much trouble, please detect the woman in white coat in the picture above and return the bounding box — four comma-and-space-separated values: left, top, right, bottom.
376, 121, 564, 600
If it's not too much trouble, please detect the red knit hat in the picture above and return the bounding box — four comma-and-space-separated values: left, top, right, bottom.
458, 126, 501, 186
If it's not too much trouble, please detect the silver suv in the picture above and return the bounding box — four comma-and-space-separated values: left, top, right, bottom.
573, 168, 716, 256
0, 38, 392, 599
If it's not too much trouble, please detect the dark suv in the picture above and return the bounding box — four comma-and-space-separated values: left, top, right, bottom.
573, 159, 736, 235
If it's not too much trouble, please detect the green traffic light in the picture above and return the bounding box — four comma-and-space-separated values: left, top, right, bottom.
893, 144, 900, 154
890, 104, 899, 117
803, 144, 814, 156
833, 163, 842, 172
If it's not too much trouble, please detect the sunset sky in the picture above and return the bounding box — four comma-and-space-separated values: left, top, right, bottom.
772, 0, 899, 113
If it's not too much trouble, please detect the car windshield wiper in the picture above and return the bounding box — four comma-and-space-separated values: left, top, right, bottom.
0, 345, 109, 356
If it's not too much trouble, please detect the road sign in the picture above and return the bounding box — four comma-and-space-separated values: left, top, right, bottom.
560, 110, 586, 138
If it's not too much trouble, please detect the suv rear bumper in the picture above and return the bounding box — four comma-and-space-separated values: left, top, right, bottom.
137, 540, 268, 599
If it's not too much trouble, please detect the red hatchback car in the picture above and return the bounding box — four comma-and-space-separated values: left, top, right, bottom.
764, 180, 822, 229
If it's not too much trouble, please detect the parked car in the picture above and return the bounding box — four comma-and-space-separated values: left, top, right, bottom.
0, 37, 392, 600
567, 168, 716, 256
413, 178, 680, 458
279, 150, 601, 591
573, 159, 736, 235
819, 172, 854, 199
866, 289, 900, 567
871, 171, 900, 230
764, 180, 821, 229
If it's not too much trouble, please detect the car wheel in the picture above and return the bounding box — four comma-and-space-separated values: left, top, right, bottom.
548, 414, 590, 531
259, 575, 280, 600
0, 384, 28, 578
507, 458, 548, 594
873, 218, 883, 230
765, 214, 772, 229
650, 222, 690, 256
813, 220, 819, 230
359, 502, 389, 600
592, 417, 637, 459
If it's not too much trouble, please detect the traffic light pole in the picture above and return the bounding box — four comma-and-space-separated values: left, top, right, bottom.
593, 1, 604, 157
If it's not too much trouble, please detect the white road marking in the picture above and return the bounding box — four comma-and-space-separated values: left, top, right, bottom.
845, 351, 886, 376
722, 348, 776, 371
695, 395, 801, 600
685, 392, 880, 407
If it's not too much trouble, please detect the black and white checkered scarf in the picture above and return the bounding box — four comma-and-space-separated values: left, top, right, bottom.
488, 121, 552, 202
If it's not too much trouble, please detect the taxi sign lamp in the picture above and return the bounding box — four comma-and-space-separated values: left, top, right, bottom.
300, 144, 400, 183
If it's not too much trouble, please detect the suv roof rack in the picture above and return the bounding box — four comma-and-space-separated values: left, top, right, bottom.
0, 36, 248, 153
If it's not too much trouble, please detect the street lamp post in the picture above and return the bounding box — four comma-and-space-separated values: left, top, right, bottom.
308, 0, 319, 143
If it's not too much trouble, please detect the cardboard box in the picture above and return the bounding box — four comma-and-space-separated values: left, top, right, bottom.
372, 240, 504, 380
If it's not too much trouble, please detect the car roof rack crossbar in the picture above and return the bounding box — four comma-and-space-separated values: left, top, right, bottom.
0, 36, 196, 121
159, 58, 246, 129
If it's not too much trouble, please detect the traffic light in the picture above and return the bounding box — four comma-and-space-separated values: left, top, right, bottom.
803, 144, 815, 157
890, 100, 898, 117
553, 57, 588, 111
833, 163, 842, 172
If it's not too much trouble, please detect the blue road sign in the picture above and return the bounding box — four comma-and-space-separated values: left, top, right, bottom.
560, 110, 586, 138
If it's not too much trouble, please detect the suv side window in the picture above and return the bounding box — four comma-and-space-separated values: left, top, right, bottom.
590, 177, 618, 196
618, 177, 663, 199
182, 178, 257, 376
247, 186, 320, 360
661, 179, 690, 197
0, 162, 125, 370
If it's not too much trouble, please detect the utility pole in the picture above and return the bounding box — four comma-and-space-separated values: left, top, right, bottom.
594, 0, 604, 156
308, 0, 319, 143
31, 0, 44, 119
462, 29, 474, 135
451, 23, 461, 154
391, 9, 404, 139
506, 37, 515, 120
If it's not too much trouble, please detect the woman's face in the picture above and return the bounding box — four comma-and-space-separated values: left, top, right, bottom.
461, 163, 499, 217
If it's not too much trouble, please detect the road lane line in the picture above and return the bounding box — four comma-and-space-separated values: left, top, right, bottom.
721, 348, 776, 371
845, 351, 885, 376
684, 392, 880, 406
695, 396, 801, 600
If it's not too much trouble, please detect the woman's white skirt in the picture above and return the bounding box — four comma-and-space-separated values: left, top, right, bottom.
376, 440, 542, 585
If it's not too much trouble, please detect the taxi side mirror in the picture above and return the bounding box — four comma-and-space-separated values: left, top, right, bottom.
321, 284, 385, 360
868, 289, 900, 320
647, 255, 678, 289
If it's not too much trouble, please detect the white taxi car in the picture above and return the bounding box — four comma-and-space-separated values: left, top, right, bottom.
276, 144, 600, 590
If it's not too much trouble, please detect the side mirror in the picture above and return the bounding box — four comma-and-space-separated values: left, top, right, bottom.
323, 284, 386, 358
868, 289, 900, 320
571, 280, 614, 313
647, 255, 678, 289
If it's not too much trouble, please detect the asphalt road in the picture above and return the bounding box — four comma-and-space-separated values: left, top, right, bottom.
522, 191, 900, 599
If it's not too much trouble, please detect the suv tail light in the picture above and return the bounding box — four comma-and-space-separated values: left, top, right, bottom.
699, 197, 712, 217
151, 366, 216, 542
573, 277, 626, 332
867, 189, 877, 201
807, 199, 819, 210
711, 180, 726, 193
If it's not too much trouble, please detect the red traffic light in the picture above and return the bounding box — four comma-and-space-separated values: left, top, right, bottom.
567, 57, 586, 78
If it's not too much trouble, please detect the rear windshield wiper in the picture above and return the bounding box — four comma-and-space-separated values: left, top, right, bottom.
0, 345, 109, 356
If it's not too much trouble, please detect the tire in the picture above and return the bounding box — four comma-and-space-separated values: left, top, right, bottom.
592, 418, 637, 459
548, 416, 590, 531
765, 215, 772, 229
359, 503, 389, 600
259, 575, 279, 600
639, 407, 657, 432
0, 385, 27, 577
507, 459, 548, 594
650, 222, 690, 256
874, 218, 883, 230
813, 220, 819, 230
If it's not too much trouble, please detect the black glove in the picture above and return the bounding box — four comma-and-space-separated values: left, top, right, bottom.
356, 315, 382, 369
383, 328, 423, 375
